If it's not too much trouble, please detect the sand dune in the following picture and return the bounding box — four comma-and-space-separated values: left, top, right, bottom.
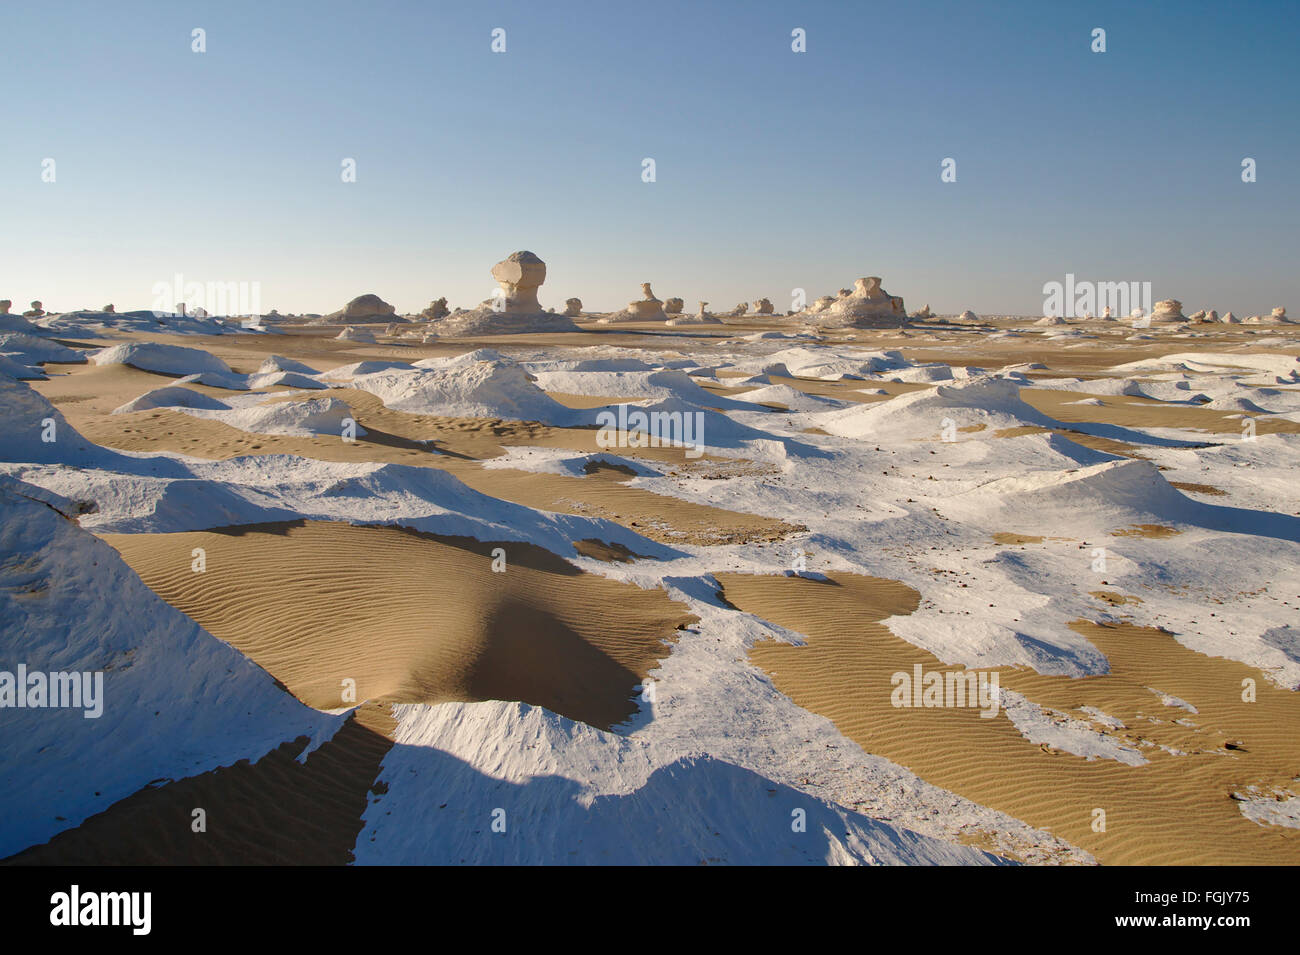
724, 571, 1300, 865
104, 521, 696, 730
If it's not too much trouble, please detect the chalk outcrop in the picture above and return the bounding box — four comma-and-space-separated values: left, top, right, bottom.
336, 326, 378, 343
803, 276, 906, 329
563, 298, 583, 317
23, 301, 45, 318
1148, 300, 1187, 324
598, 283, 669, 324
432, 252, 578, 335
753, 298, 774, 315
325, 294, 396, 324
664, 297, 684, 315
421, 298, 450, 321
666, 300, 722, 326
958, 309, 979, 322
0, 300, 10, 315
910, 304, 932, 320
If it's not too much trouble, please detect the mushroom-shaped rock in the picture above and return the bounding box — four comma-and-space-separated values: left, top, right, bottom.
491, 251, 546, 313
563, 298, 583, 317
430, 251, 578, 334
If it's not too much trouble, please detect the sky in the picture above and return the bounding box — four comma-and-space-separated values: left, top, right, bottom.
2, 0, 1297, 317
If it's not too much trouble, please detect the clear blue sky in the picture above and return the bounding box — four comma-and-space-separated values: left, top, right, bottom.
2, 0, 1297, 316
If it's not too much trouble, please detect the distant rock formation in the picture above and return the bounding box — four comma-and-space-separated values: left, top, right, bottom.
1101, 306, 1112, 319
1148, 300, 1187, 323
23, 301, 45, 318
336, 326, 377, 343
958, 309, 979, 322
752, 298, 774, 315
421, 297, 450, 321
326, 293, 396, 324
563, 298, 583, 317
1035, 315, 1066, 326
1206, 310, 1218, 322
432, 251, 578, 335
597, 283, 669, 324
102, 304, 115, 314
666, 301, 721, 326
727, 303, 748, 317
664, 297, 684, 315
1188, 309, 1207, 322
0, 300, 10, 314
803, 276, 905, 329
1222, 311, 1239, 324
910, 304, 932, 320
1272, 306, 1291, 323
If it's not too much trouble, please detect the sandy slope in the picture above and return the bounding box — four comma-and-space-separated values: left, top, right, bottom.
104, 521, 696, 729
726, 572, 1300, 865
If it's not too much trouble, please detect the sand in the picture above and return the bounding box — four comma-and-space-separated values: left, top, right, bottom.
9, 316, 1300, 865
723, 571, 1300, 865
104, 521, 696, 729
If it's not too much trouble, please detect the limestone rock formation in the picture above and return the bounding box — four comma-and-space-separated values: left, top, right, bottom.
803, 276, 906, 329
1188, 309, 1207, 322
1206, 310, 1218, 322
597, 283, 669, 324
958, 309, 979, 322
1272, 306, 1291, 323
102, 304, 115, 314
431, 251, 578, 335
752, 298, 774, 315
336, 326, 377, 343
491, 251, 546, 313
563, 298, 583, 317
665, 299, 722, 326
910, 304, 932, 320
326, 293, 396, 324
1222, 311, 1239, 324
728, 303, 748, 317
23, 301, 45, 318
1148, 300, 1187, 323
0, 300, 10, 314
1101, 306, 1113, 319
664, 297, 684, 315
421, 297, 450, 321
